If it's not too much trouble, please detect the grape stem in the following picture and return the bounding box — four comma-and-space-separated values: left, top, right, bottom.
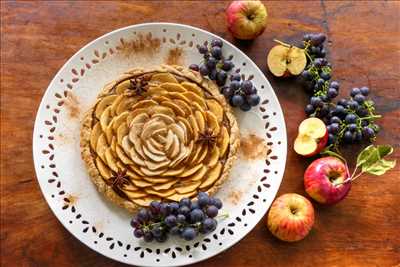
303, 50, 330, 96
335, 168, 364, 187
322, 149, 366, 187
304, 49, 314, 63
217, 213, 229, 219
359, 115, 382, 120
332, 156, 366, 187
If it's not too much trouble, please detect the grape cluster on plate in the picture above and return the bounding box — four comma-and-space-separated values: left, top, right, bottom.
189, 39, 233, 86
189, 39, 260, 111
300, 33, 380, 147
130, 192, 224, 243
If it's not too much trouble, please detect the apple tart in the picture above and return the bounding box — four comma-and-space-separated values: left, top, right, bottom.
80, 65, 239, 212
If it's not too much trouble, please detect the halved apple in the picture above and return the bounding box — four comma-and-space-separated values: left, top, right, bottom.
294, 118, 328, 157
267, 44, 306, 77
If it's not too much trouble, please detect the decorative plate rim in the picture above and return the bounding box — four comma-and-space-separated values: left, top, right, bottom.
32, 22, 287, 267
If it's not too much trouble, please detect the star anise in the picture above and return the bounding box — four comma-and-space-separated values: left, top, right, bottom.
129, 76, 149, 96
106, 169, 130, 198
197, 128, 217, 147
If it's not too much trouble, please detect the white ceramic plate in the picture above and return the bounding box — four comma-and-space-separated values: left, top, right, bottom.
33, 23, 287, 267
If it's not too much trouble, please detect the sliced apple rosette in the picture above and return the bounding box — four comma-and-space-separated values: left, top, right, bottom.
80, 65, 239, 212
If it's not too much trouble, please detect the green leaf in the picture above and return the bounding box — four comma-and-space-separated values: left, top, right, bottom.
356, 145, 376, 167
381, 159, 396, 168
356, 145, 396, 176
362, 145, 393, 169
376, 145, 393, 158
363, 159, 396, 175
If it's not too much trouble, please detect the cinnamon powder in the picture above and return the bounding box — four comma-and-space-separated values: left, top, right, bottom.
64, 92, 80, 119
165, 47, 184, 66
117, 33, 161, 56
240, 133, 268, 160
228, 190, 243, 205
65, 194, 78, 205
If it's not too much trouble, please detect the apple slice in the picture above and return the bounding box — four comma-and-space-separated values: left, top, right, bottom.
294, 134, 318, 156
294, 118, 328, 157
267, 44, 306, 77
298, 117, 327, 138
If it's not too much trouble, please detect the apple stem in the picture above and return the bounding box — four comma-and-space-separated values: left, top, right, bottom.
273, 39, 293, 48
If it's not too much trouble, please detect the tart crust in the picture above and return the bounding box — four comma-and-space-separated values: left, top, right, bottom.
80, 65, 240, 213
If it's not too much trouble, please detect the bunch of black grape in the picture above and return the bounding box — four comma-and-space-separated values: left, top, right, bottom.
130, 192, 224, 243
189, 39, 234, 86
190, 39, 260, 111
221, 71, 260, 111
324, 87, 380, 145
300, 33, 339, 115
300, 33, 380, 147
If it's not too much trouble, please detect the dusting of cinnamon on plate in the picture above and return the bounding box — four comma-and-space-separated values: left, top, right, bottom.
56, 133, 69, 145
240, 133, 268, 160
64, 194, 78, 205
116, 33, 161, 56
228, 190, 242, 205
94, 221, 104, 232
165, 47, 184, 65
64, 92, 80, 119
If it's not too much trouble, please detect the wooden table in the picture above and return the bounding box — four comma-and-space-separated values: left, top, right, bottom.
1, 1, 399, 266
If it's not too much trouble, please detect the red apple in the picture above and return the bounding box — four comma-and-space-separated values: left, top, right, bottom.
304, 156, 351, 205
294, 117, 328, 157
226, 0, 268, 40
267, 193, 315, 242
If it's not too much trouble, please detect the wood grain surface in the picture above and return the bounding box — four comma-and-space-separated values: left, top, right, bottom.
1, 1, 399, 267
